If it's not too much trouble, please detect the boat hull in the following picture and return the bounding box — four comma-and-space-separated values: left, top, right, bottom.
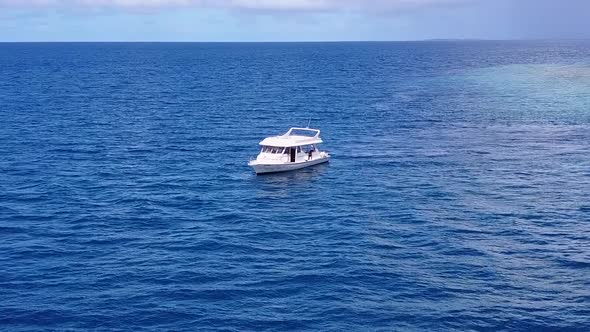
249, 157, 329, 174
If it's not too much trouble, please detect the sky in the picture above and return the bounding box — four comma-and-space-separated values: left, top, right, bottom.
0, 0, 588, 41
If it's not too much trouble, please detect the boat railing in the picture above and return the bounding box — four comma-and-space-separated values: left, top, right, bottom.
284, 127, 320, 138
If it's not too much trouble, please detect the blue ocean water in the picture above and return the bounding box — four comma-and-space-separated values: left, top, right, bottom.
1, 41, 590, 331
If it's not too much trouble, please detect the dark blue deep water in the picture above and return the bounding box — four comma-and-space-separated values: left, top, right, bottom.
1, 41, 590, 331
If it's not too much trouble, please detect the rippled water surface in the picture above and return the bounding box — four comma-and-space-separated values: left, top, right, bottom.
1, 41, 590, 331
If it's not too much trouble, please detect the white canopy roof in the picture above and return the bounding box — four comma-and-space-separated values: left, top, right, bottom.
259, 127, 323, 147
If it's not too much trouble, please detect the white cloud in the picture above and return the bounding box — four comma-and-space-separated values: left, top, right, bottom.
0, 0, 471, 12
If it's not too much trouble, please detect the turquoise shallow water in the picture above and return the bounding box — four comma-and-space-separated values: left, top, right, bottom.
0, 41, 589, 331
456, 63, 590, 122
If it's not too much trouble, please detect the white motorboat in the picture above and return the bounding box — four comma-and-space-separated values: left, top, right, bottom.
248, 127, 330, 174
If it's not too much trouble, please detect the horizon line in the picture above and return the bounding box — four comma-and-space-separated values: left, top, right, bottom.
1, 38, 590, 43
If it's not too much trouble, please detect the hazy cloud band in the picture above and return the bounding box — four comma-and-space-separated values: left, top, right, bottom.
0, 0, 471, 12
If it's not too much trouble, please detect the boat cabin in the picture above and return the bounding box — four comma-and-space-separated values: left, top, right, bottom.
256, 128, 324, 164
259, 145, 319, 163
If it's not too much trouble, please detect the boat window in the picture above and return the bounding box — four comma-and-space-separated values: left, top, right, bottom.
297, 146, 302, 153
262, 146, 279, 153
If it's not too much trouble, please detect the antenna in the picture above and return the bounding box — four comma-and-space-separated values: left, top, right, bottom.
306, 117, 311, 128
